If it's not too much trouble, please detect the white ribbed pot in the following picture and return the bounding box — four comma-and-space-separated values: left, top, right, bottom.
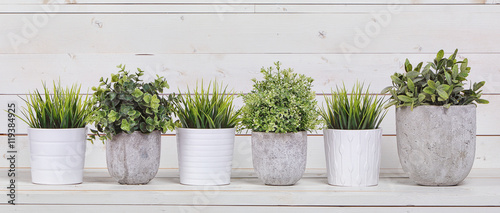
396, 105, 476, 186
323, 129, 382, 187
251, 131, 307, 186
28, 127, 87, 185
107, 131, 161, 185
177, 128, 235, 186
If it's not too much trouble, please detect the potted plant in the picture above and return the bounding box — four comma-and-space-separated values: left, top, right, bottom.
383, 49, 488, 186
174, 81, 241, 186
319, 83, 387, 187
17, 82, 93, 184
241, 62, 320, 186
90, 65, 178, 185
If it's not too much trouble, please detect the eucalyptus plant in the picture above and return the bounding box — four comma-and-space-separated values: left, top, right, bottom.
320, 83, 387, 130
89, 65, 178, 142
382, 49, 488, 109
175, 81, 241, 129
241, 61, 320, 133
18, 81, 93, 129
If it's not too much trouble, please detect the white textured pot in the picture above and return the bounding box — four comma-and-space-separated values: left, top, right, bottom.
107, 131, 161, 185
28, 127, 87, 185
323, 129, 382, 187
177, 128, 235, 185
252, 131, 307, 186
396, 105, 476, 186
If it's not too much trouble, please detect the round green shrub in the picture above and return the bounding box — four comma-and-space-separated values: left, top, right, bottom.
241, 62, 319, 133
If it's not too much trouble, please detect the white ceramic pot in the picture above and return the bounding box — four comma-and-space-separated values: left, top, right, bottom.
323, 129, 382, 187
28, 127, 87, 185
177, 128, 235, 185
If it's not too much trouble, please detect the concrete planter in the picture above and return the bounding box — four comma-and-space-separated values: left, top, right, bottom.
107, 131, 161, 185
28, 127, 87, 185
324, 129, 382, 187
396, 105, 476, 186
251, 131, 307, 186
176, 128, 235, 186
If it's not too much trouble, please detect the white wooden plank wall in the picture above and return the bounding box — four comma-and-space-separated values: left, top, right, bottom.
1, 0, 500, 211
1, 0, 500, 170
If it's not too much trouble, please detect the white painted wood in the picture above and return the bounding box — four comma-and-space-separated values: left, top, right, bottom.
0, 8, 499, 54
1, 206, 500, 213
1, 53, 499, 94
0, 0, 498, 5
1, 168, 500, 209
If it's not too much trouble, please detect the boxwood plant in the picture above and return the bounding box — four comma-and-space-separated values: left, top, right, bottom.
319, 83, 387, 130
89, 65, 178, 142
18, 81, 93, 128
241, 62, 320, 133
174, 81, 241, 129
382, 49, 488, 109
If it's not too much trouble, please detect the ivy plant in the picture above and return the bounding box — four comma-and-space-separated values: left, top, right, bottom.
382, 49, 488, 109
89, 65, 178, 142
240, 61, 320, 133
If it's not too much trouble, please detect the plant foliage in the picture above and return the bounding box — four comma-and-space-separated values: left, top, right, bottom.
18, 81, 93, 129
175, 81, 241, 129
241, 61, 320, 133
382, 49, 489, 109
89, 65, 178, 142
319, 82, 387, 130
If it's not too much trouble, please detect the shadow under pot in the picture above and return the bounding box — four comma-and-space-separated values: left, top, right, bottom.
106, 131, 161, 185
396, 105, 476, 186
251, 131, 307, 186
28, 127, 87, 185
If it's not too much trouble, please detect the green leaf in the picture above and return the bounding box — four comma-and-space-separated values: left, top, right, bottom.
397, 95, 414, 103
436, 50, 444, 61
404, 59, 412, 72
427, 80, 437, 89
390, 75, 404, 85
477, 99, 489, 104
121, 119, 131, 132
407, 78, 415, 93
473, 81, 485, 91
423, 87, 435, 95
406, 71, 420, 80
436, 86, 449, 100
132, 88, 143, 98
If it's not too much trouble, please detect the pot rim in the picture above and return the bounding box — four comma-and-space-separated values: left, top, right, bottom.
324, 128, 382, 132
28, 127, 88, 131
176, 127, 235, 133
398, 104, 476, 109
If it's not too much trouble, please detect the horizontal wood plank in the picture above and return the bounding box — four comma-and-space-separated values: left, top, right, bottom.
0, 8, 499, 54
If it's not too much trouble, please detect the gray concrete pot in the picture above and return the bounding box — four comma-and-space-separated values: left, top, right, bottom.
106, 131, 161, 185
396, 105, 476, 186
251, 131, 307, 186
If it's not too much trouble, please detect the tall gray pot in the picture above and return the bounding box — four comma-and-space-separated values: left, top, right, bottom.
396, 105, 476, 186
106, 131, 161, 185
252, 131, 307, 186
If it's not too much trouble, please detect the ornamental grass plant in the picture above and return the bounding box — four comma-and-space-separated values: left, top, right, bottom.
175, 81, 241, 129
18, 81, 93, 129
319, 83, 387, 130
